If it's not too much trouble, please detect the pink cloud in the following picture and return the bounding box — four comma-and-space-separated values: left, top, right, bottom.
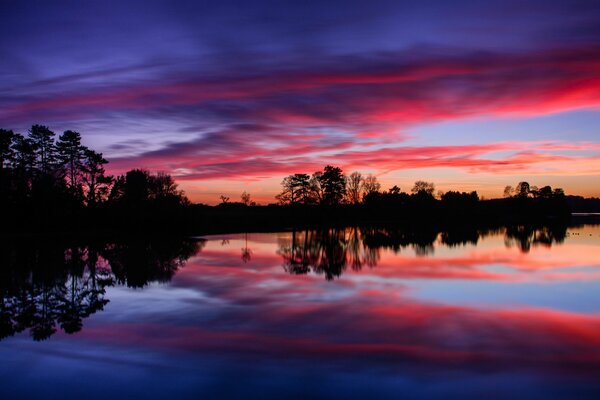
3, 44, 600, 200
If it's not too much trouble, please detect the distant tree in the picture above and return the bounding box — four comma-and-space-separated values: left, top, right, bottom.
219, 195, 230, 204
108, 175, 126, 202
515, 181, 530, 198
346, 171, 363, 204
56, 130, 87, 193
29, 124, 56, 174
388, 185, 401, 195
240, 191, 253, 206
317, 165, 346, 205
536, 185, 553, 199
529, 185, 539, 198
503, 185, 514, 198
309, 172, 324, 204
151, 172, 181, 200
124, 169, 151, 204
276, 173, 312, 204
411, 180, 435, 195
362, 174, 381, 196
441, 190, 479, 203
154, 173, 189, 205
508, 181, 565, 201
108, 169, 187, 206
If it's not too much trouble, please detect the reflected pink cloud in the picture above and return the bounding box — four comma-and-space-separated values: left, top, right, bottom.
177, 228, 600, 288
2, 3, 600, 397
76, 297, 600, 374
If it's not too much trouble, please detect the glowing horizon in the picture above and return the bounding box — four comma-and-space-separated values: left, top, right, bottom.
1, 1, 599, 204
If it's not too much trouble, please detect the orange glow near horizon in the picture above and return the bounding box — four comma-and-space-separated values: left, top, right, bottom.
174, 172, 600, 205
3, 17, 600, 202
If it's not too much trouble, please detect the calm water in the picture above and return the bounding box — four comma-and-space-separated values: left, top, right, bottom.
1, 225, 600, 399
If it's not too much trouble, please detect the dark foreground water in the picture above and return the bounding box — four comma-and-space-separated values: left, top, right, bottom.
1, 224, 600, 399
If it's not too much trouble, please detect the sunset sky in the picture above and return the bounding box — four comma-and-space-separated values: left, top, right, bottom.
1, 0, 599, 204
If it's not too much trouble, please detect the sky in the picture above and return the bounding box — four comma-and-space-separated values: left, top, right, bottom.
1, 0, 599, 204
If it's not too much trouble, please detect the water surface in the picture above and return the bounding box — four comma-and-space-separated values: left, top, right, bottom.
1, 225, 600, 399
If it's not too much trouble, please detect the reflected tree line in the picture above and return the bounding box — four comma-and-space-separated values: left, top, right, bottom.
0, 238, 203, 341
0, 224, 572, 339
278, 224, 568, 280
278, 228, 380, 280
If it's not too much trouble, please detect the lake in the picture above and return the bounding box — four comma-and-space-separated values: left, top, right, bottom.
1, 224, 600, 399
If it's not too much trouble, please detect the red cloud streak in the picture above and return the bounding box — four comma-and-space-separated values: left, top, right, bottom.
2, 45, 600, 199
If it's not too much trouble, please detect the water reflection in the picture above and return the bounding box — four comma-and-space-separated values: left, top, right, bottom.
504, 224, 567, 252
0, 224, 576, 341
278, 224, 569, 280
0, 238, 204, 341
0, 225, 599, 399
278, 228, 379, 279
102, 239, 202, 288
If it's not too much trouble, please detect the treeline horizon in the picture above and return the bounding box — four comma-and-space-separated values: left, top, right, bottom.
0, 125, 591, 234
1, 125, 192, 232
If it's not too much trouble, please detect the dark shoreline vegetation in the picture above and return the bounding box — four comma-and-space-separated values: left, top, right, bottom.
1, 125, 598, 237
0, 221, 590, 342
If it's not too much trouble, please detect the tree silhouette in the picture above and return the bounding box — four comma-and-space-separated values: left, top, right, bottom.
0, 123, 576, 236
29, 124, 57, 174
388, 185, 401, 195
240, 191, 253, 206
10, 133, 37, 198
318, 165, 346, 205
276, 173, 313, 205
536, 185, 553, 199
362, 174, 381, 197
308, 172, 323, 204
11, 133, 36, 170
124, 169, 151, 204
0, 128, 15, 173
151, 172, 181, 200
346, 171, 363, 204
411, 180, 435, 195
515, 181, 530, 198
82, 149, 112, 205
0, 129, 15, 208
56, 130, 87, 195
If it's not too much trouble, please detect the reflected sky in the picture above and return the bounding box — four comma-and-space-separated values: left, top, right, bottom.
1, 225, 600, 399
